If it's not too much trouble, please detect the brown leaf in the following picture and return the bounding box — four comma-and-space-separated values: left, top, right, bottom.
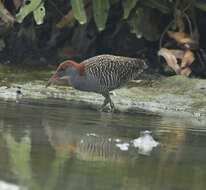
56, 10, 75, 28
167, 31, 195, 45
169, 49, 185, 59
180, 67, 192, 77
158, 48, 181, 74
181, 50, 195, 69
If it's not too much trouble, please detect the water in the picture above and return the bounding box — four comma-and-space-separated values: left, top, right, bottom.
0, 100, 206, 190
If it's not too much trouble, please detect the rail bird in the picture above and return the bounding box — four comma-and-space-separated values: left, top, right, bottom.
46, 54, 148, 111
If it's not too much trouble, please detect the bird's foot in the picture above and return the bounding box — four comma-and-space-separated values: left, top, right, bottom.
110, 101, 115, 111
100, 94, 115, 112
100, 103, 115, 113
100, 107, 114, 113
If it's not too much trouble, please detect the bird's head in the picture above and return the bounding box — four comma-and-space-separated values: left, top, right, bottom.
46, 60, 84, 87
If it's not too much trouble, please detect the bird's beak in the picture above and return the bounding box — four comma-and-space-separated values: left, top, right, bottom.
46, 72, 60, 87
46, 71, 70, 87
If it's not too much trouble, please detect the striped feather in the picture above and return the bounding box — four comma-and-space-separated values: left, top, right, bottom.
81, 54, 146, 94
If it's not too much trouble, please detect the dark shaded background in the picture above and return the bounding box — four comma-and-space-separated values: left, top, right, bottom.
0, 0, 206, 76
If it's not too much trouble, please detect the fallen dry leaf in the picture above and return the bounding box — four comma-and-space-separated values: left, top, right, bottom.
158, 48, 181, 74
180, 67, 192, 76
167, 31, 195, 45
181, 50, 195, 69
169, 49, 185, 59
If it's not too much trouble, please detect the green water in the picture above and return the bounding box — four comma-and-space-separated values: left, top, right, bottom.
0, 100, 206, 190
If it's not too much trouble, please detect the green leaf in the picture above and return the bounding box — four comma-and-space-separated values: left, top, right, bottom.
71, 0, 87, 24
195, 0, 206, 11
127, 7, 160, 41
33, 2, 45, 25
122, 0, 138, 19
16, 0, 42, 23
93, 0, 110, 31
142, 0, 172, 14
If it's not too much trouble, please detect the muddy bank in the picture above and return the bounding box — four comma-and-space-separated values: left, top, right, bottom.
0, 66, 205, 123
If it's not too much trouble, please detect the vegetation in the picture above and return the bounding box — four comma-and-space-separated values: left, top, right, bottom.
0, 0, 206, 75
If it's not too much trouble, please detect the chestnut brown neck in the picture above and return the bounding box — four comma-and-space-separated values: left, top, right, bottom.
59, 60, 85, 76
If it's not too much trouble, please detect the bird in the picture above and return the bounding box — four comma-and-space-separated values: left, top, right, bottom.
46, 54, 148, 111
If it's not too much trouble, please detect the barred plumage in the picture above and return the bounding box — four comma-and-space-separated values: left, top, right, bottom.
47, 54, 148, 111
82, 55, 147, 94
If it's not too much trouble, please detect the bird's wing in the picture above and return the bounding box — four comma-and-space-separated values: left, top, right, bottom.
81, 55, 144, 91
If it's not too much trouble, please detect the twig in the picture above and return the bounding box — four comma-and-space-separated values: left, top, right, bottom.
182, 1, 193, 13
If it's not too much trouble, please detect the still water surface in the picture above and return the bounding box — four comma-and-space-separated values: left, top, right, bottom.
0, 100, 206, 190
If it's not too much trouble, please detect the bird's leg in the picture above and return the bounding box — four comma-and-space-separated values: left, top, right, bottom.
101, 94, 115, 112
109, 96, 115, 111
101, 94, 110, 110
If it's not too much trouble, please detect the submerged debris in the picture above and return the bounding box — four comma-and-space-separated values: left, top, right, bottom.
131, 130, 159, 156
116, 143, 130, 151
115, 139, 121, 143
86, 133, 98, 137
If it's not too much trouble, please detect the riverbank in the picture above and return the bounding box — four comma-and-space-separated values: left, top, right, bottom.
0, 66, 206, 122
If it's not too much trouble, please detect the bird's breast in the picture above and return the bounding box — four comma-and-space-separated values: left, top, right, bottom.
70, 75, 102, 93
